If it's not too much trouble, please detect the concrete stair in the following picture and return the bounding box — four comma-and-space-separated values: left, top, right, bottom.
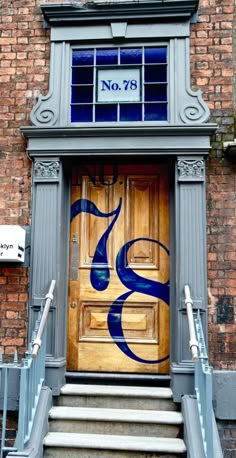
43, 383, 187, 458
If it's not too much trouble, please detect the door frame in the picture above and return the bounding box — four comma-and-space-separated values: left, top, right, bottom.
22, 124, 216, 399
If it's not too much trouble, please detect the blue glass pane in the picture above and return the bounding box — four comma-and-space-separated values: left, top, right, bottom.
96, 49, 118, 65
120, 48, 142, 64
95, 104, 117, 122
144, 103, 167, 121
72, 67, 94, 85
145, 65, 167, 83
71, 105, 93, 122
120, 104, 142, 121
147, 65, 166, 82
145, 84, 167, 102
145, 47, 167, 64
72, 50, 94, 66
71, 86, 93, 103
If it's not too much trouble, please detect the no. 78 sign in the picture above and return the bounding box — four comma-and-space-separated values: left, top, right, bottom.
97, 67, 141, 103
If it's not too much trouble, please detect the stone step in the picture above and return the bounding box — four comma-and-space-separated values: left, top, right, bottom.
57, 384, 177, 411
43, 432, 186, 458
65, 372, 171, 387
48, 406, 183, 437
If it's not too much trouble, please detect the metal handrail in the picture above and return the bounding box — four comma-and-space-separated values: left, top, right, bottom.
194, 312, 213, 458
0, 280, 56, 456
184, 284, 199, 361
32, 279, 56, 358
184, 284, 214, 458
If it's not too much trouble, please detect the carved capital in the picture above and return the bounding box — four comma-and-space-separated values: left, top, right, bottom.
34, 160, 60, 182
177, 159, 205, 181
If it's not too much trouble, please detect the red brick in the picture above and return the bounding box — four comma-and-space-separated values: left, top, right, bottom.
1, 320, 25, 328
6, 311, 19, 319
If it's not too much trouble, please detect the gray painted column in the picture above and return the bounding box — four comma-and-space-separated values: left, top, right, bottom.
30, 157, 70, 395
171, 156, 207, 401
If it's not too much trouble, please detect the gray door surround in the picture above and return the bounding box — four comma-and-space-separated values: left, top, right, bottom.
21, 1, 217, 398
21, 127, 216, 398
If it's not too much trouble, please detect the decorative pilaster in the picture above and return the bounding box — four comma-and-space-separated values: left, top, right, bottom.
171, 155, 208, 401
176, 156, 207, 309
29, 157, 69, 394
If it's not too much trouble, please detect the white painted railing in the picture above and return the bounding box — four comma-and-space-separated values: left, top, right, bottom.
184, 285, 214, 458
194, 311, 213, 458
184, 284, 199, 362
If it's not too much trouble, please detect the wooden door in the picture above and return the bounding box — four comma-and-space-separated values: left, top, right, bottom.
67, 163, 169, 373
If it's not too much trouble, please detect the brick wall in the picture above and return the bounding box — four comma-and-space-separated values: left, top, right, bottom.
0, 268, 28, 356
191, 3, 236, 453
0, 0, 50, 355
218, 421, 236, 458
191, 0, 236, 372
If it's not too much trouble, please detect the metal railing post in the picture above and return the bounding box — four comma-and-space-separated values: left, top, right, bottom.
15, 359, 28, 451
0, 368, 8, 458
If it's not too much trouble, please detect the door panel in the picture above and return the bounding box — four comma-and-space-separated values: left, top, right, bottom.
127, 176, 158, 266
68, 163, 169, 373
